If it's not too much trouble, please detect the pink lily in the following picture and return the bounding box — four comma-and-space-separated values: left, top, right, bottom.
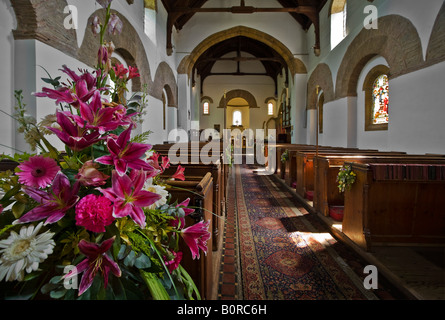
98, 170, 162, 228
180, 220, 211, 260
18, 172, 80, 225
47, 111, 101, 151
96, 125, 157, 176
73, 90, 127, 134
35, 66, 99, 109
64, 237, 121, 296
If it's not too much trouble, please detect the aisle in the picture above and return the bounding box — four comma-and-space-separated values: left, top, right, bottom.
218, 164, 406, 300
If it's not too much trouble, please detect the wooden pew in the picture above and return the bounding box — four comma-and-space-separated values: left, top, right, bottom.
283, 146, 356, 186
164, 173, 214, 299
161, 162, 223, 251
294, 149, 397, 199
153, 142, 226, 251
314, 154, 445, 219
342, 161, 445, 251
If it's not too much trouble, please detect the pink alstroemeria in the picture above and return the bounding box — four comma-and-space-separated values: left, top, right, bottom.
170, 198, 196, 229
127, 66, 140, 80
180, 220, 211, 260
113, 63, 128, 79
171, 165, 185, 181
64, 237, 121, 296
147, 152, 170, 173
47, 112, 101, 151
18, 172, 80, 225
98, 170, 162, 228
96, 125, 157, 176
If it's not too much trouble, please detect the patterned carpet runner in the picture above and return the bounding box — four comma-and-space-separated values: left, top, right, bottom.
219, 164, 403, 300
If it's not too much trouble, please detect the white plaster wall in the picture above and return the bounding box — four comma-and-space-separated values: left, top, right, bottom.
305, 0, 445, 154
388, 61, 445, 155
0, 1, 17, 155
355, 56, 390, 151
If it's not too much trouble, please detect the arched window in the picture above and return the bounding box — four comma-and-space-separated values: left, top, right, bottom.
331, 0, 347, 50
203, 101, 210, 115
318, 92, 325, 134
268, 102, 274, 116
372, 75, 389, 125
363, 65, 390, 131
233, 110, 242, 126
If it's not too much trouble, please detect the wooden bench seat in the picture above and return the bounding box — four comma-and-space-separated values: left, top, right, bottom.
314, 154, 445, 219
153, 142, 227, 251
161, 162, 223, 250
163, 173, 214, 299
294, 149, 403, 199
342, 161, 445, 251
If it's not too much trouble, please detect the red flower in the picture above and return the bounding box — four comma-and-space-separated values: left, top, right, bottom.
164, 251, 183, 273
171, 165, 185, 181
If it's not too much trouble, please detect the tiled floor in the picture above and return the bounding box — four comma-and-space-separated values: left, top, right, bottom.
217, 167, 241, 300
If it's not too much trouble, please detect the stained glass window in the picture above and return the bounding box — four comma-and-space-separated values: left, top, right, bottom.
372, 74, 389, 125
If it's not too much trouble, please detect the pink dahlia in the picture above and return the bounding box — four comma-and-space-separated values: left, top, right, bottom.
16, 156, 60, 188
75, 194, 114, 233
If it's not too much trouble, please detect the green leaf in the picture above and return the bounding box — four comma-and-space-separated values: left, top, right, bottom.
178, 265, 201, 300
123, 250, 136, 267
134, 253, 151, 269
50, 288, 67, 299
140, 270, 170, 300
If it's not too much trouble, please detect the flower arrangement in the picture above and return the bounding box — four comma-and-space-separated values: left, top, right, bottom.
336, 165, 357, 193
281, 149, 289, 163
0, 0, 210, 300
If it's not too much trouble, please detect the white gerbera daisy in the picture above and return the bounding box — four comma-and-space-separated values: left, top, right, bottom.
0, 222, 55, 282
144, 178, 169, 209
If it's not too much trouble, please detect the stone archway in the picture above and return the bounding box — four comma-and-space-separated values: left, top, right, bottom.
11, 0, 78, 56
78, 9, 153, 90
152, 62, 177, 107
217, 89, 258, 109
426, 2, 445, 67
335, 15, 423, 99
307, 63, 335, 110
177, 26, 307, 78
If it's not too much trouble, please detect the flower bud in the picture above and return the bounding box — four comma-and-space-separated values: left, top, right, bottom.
76, 160, 109, 187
